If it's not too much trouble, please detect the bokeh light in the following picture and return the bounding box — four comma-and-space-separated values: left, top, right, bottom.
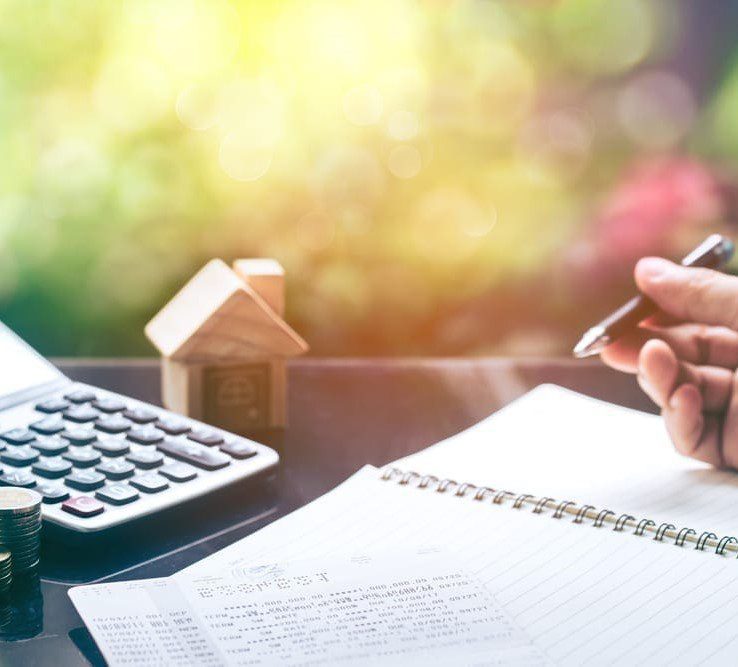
1, 0, 737, 357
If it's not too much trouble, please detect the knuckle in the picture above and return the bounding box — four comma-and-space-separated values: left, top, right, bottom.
686, 270, 738, 328
693, 325, 711, 365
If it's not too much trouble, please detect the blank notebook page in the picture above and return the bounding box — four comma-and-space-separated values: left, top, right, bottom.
393, 384, 738, 538
183, 467, 738, 665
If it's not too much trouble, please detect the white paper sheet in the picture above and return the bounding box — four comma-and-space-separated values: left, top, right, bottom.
180, 466, 738, 665
70, 548, 546, 666
394, 384, 738, 539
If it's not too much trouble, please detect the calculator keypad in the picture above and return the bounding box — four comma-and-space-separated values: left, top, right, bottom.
96, 459, 135, 480
32, 457, 73, 478
96, 484, 139, 505
37, 482, 69, 504
0, 383, 277, 532
30, 417, 65, 435
129, 473, 169, 494
0, 470, 36, 488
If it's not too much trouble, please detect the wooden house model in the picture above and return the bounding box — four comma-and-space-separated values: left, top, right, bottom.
145, 259, 308, 433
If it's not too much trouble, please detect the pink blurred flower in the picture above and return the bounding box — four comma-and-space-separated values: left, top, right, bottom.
565, 157, 727, 292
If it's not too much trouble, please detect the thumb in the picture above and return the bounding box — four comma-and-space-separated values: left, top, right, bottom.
635, 257, 738, 330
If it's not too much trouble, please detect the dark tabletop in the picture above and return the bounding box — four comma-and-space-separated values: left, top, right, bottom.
1, 357, 650, 666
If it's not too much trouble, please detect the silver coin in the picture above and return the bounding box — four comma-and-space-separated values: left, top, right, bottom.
0, 533, 41, 545
0, 516, 41, 525
0, 514, 40, 524
0, 543, 40, 554
0, 520, 42, 530
12, 559, 38, 572
0, 527, 42, 538
11, 555, 39, 567
2, 544, 40, 556
0, 518, 41, 529
0, 488, 42, 513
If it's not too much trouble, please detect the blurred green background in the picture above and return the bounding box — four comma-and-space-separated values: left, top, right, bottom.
2, 0, 738, 357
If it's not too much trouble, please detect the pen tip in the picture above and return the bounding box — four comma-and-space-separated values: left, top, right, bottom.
572, 327, 608, 359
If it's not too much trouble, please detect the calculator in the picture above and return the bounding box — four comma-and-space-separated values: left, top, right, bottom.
0, 322, 279, 533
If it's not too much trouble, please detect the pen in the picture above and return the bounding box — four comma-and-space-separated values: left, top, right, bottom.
573, 234, 736, 359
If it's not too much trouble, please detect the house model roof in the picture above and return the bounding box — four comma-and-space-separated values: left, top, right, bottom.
145, 259, 308, 361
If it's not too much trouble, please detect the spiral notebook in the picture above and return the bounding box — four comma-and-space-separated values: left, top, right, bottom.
174, 385, 738, 663
179, 465, 738, 664
393, 383, 738, 554
73, 385, 738, 664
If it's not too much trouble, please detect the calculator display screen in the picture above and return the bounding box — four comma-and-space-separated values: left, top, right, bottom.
0, 322, 64, 398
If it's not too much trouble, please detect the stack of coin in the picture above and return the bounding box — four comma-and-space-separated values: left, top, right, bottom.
0, 489, 42, 574
0, 550, 10, 597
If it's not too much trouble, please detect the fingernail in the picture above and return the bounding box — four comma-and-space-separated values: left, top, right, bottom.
636, 257, 674, 283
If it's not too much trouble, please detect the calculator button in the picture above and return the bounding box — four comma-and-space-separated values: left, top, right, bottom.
0, 470, 36, 488
95, 416, 133, 434
126, 427, 164, 445
64, 390, 97, 404
96, 459, 135, 480
155, 418, 191, 435
187, 429, 224, 446
129, 473, 169, 493
91, 398, 126, 413
159, 463, 197, 483
32, 436, 69, 456
29, 417, 65, 435
63, 448, 102, 468
37, 482, 69, 504
1, 446, 39, 467
62, 496, 104, 517
0, 428, 35, 445
96, 484, 139, 505
60, 428, 98, 446
63, 405, 100, 423
125, 450, 164, 469
157, 439, 230, 471
65, 470, 106, 491
36, 398, 70, 413
123, 408, 158, 424
32, 457, 73, 479
92, 439, 130, 457
220, 441, 257, 460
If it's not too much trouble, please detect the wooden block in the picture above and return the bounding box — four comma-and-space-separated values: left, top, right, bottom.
161, 358, 204, 420
232, 259, 285, 316
268, 359, 287, 426
145, 259, 308, 361
161, 358, 287, 432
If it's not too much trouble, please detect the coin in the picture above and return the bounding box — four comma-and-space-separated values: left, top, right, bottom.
0, 550, 10, 595
0, 489, 42, 513
0, 490, 42, 575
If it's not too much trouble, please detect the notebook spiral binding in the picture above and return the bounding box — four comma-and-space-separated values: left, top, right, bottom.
380, 467, 738, 558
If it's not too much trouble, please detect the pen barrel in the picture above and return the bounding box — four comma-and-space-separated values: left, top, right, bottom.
598, 295, 655, 339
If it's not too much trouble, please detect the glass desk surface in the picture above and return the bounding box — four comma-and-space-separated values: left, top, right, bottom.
0, 357, 648, 666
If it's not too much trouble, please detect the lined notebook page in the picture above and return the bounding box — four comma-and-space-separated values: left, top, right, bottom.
183, 467, 738, 665
394, 384, 738, 539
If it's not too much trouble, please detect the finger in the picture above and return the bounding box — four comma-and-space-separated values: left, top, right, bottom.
685, 363, 734, 412
600, 330, 651, 372
635, 258, 738, 330
637, 340, 733, 411
662, 384, 724, 467
658, 324, 738, 368
601, 324, 738, 373
717, 373, 738, 470
637, 340, 679, 407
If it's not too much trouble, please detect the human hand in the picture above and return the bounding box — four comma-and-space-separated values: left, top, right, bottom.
601, 257, 738, 468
